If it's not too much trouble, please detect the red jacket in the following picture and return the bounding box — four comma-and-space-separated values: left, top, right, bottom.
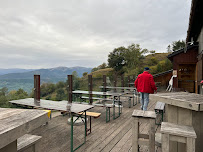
134, 71, 157, 94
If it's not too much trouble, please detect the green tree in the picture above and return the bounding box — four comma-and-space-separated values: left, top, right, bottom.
56, 81, 65, 89
156, 63, 162, 73
150, 50, 156, 55
41, 83, 55, 97
0, 87, 8, 96
167, 45, 172, 53
172, 40, 186, 51
83, 72, 88, 77
125, 44, 148, 68
108, 46, 127, 73
16, 88, 28, 99
55, 88, 65, 101
72, 71, 80, 90
149, 57, 158, 66
98, 63, 107, 69
0, 87, 8, 107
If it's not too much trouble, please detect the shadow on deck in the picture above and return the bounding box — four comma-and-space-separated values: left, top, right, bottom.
30, 96, 160, 152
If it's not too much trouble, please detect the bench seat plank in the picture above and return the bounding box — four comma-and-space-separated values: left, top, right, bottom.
17, 134, 41, 152
78, 112, 101, 118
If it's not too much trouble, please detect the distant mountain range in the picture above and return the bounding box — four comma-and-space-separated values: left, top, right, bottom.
0, 66, 92, 93
0, 68, 35, 75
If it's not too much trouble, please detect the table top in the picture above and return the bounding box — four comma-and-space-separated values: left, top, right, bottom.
9, 98, 94, 113
0, 108, 48, 149
72, 90, 123, 96
132, 110, 156, 119
99, 86, 136, 90
151, 92, 203, 111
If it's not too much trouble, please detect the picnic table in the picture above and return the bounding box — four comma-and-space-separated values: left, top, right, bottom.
0, 108, 48, 152
9, 98, 94, 152
99, 86, 139, 107
151, 92, 203, 152
72, 90, 123, 120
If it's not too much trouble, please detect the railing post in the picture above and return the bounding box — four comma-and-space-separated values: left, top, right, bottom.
128, 76, 131, 87
34, 75, 40, 102
103, 75, 107, 100
68, 75, 73, 104
121, 75, 124, 92
88, 75, 93, 104
114, 75, 117, 92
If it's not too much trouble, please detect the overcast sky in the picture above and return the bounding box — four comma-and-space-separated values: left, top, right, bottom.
0, 0, 191, 69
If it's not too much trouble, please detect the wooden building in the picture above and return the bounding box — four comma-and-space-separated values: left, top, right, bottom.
186, 0, 203, 94
167, 0, 203, 94
167, 46, 198, 93
153, 69, 172, 91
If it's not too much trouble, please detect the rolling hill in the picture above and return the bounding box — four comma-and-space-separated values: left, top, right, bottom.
0, 66, 92, 93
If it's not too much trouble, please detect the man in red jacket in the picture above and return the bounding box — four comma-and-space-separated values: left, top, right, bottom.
134, 67, 157, 111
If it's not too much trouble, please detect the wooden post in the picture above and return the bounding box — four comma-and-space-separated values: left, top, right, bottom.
88, 75, 93, 104
128, 76, 130, 87
114, 75, 117, 92
103, 75, 107, 92
162, 134, 170, 152
187, 138, 195, 152
149, 119, 155, 152
121, 75, 124, 92
34, 75, 40, 102
68, 75, 73, 103
103, 75, 107, 99
132, 117, 139, 152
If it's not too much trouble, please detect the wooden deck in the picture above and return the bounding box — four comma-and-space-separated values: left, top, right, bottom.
30, 96, 160, 152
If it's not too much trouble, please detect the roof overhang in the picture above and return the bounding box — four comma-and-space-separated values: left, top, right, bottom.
186, 0, 203, 43
167, 45, 198, 61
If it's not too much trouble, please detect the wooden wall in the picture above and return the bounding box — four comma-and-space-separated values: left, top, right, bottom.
154, 72, 172, 90
171, 48, 198, 92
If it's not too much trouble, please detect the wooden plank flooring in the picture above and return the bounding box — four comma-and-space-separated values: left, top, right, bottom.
30, 96, 160, 152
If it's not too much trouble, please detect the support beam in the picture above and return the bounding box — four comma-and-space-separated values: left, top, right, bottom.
34, 75, 40, 102
128, 76, 130, 87
103, 75, 107, 99
121, 75, 124, 92
88, 75, 93, 104
68, 75, 73, 103
114, 75, 117, 92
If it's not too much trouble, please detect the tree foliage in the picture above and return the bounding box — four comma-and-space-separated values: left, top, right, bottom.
108, 46, 127, 73
108, 44, 148, 75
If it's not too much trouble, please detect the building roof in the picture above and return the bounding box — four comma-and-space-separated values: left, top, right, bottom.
153, 69, 173, 78
167, 45, 198, 60
186, 0, 203, 42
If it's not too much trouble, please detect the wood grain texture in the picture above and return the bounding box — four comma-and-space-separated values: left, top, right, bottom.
0, 108, 48, 149
9, 98, 94, 113
17, 134, 41, 151
132, 110, 156, 119
151, 92, 203, 111
161, 122, 197, 138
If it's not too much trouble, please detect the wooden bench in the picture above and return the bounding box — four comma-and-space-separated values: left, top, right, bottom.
93, 102, 122, 123
121, 94, 136, 108
78, 111, 101, 135
17, 134, 42, 152
154, 101, 165, 125
161, 122, 197, 152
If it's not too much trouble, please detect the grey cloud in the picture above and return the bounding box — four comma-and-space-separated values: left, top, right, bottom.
0, 0, 191, 68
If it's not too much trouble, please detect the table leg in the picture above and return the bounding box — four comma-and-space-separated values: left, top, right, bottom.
70, 111, 87, 152
71, 113, 74, 152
